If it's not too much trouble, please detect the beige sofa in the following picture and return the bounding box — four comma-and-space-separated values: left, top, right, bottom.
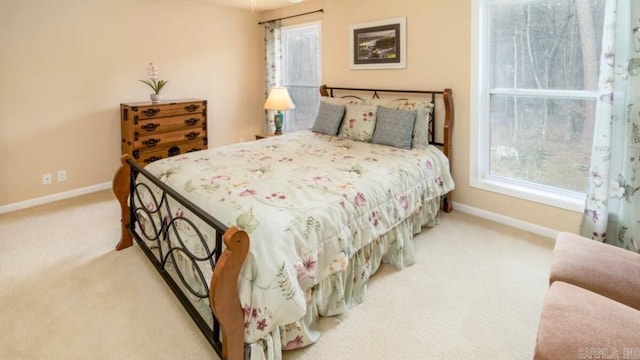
534, 232, 640, 359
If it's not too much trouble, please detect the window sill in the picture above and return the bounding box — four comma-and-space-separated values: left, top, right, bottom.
471, 175, 585, 213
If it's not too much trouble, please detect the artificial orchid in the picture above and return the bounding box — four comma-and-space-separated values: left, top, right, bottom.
139, 62, 168, 94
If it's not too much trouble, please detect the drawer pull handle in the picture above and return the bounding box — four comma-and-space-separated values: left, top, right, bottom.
142, 108, 160, 117
142, 138, 160, 147
144, 156, 162, 164
168, 146, 181, 157
141, 123, 159, 132
185, 104, 199, 112
184, 118, 199, 126
185, 132, 200, 140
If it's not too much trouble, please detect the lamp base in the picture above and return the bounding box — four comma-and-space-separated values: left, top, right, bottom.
274, 112, 283, 135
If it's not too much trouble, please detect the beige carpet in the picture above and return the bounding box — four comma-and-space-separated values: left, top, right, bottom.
0, 190, 554, 359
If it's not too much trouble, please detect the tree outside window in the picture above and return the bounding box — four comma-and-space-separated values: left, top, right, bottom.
474, 0, 606, 208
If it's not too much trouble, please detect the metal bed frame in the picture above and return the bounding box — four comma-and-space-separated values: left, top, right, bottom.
112, 85, 454, 360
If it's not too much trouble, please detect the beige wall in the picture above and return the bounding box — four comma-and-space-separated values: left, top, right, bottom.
0, 0, 264, 206
2, 0, 582, 233
262, 0, 582, 233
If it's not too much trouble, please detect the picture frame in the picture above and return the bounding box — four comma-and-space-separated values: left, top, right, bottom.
349, 17, 407, 70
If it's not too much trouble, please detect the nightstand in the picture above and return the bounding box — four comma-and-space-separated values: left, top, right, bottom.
255, 132, 280, 140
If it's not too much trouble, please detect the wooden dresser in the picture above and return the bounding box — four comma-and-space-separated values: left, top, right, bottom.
120, 99, 207, 165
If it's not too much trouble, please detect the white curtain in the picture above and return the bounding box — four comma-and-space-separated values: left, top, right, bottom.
264, 20, 282, 132
580, 0, 640, 252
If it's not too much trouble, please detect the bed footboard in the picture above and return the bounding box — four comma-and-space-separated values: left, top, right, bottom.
113, 156, 133, 250
211, 227, 249, 360
112, 154, 248, 360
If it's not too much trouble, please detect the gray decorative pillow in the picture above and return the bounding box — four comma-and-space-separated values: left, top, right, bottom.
372, 107, 417, 150
311, 102, 346, 135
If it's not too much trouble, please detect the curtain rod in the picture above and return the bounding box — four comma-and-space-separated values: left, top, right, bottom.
258, 9, 323, 25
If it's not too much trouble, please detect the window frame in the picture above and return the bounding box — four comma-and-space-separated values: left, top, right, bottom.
470, 0, 597, 213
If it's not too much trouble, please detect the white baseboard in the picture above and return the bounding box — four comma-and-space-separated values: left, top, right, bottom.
452, 202, 558, 239
0, 182, 112, 215
1, 186, 559, 240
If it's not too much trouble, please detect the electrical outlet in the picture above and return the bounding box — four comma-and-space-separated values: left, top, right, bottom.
42, 173, 52, 185
57, 170, 67, 182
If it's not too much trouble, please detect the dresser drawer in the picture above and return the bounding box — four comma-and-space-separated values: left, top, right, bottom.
133, 142, 206, 164
121, 98, 208, 165
125, 101, 206, 121
135, 128, 206, 150
135, 114, 205, 137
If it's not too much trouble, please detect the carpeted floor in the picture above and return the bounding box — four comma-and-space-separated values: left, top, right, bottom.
0, 190, 554, 359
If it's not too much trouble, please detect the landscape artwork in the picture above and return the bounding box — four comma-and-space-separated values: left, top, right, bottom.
350, 17, 406, 69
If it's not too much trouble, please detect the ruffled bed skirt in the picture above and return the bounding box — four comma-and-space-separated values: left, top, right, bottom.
246, 196, 443, 360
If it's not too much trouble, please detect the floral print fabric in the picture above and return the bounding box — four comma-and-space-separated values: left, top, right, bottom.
141, 131, 454, 357
581, 0, 640, 252
386, 99, 434, 149
264, 20, 282, 132
338, 104, 378, 142
357, 98, 434, 148
321, 96, 435, 149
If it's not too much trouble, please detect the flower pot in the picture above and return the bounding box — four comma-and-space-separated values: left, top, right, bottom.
150, 93, 163, 103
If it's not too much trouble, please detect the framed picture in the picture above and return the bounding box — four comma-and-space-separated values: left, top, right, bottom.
349, 17, 406, 70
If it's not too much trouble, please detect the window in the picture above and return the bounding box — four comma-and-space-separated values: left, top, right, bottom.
471, 0, 606, 211
281, 22, 322, 131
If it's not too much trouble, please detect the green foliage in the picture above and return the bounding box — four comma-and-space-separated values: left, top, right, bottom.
624, 185, 640, 203
618, 226, 628, 243
632, 122, 640, 145
276, 263, 297, 300
303, 216, 321, 240
140, 79, 169, 94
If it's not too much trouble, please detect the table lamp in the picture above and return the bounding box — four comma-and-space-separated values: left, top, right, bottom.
264, 87, 296, 135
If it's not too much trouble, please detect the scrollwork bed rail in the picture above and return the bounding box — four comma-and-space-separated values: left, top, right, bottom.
113, 154, 248, 360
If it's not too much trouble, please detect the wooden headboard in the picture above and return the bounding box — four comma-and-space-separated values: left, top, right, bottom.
319, 84, 454, 212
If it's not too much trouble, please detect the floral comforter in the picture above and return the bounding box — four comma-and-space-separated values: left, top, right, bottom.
141, 130, 454, 357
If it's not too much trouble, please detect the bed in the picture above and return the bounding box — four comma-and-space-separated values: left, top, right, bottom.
112, 85, 454, 360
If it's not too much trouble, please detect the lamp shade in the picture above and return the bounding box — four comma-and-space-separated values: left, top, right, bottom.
264, 87, 296, 111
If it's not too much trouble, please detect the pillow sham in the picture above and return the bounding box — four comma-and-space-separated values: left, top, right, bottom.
386, 99, 434, 149
360, 98, 434, 149
338, 104, 378, 142
311, 102, 346, 136
372, 106, 417, 150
